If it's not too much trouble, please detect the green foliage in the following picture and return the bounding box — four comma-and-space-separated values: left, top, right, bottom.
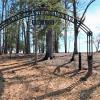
19, 40, 25, 50
6, 22, 18, 49
0, 0, 69, 53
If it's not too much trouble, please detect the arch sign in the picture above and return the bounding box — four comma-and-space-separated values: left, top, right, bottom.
0, 8, 91, 33
32, 19, 55, 25
0, 6, 93, 78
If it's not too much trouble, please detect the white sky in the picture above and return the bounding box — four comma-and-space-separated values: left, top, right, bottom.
85, 9, 100, 36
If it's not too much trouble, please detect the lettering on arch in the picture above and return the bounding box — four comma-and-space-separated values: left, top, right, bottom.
0, 8, 91, 33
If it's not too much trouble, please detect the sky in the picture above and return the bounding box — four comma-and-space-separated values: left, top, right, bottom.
0, 0, 100, 52
60, 0, 100, 52
81, 0, 100, 52
85, 0, 100, 34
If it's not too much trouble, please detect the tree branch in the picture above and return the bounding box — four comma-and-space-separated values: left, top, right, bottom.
77, 0, 96, 29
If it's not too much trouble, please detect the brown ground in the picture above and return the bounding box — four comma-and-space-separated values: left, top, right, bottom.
0, 53, 100, 100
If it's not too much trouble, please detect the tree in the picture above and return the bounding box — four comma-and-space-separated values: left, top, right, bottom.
42, 0, 65, 59
16, 21, 20, 54
93, 34, 100, 52
6, 23, 17, 54
0, 0, 66, 56
64, 0, 69, 53
0, 14, 1, 55
25, 17, 30, 54
28, 0, 65, 60
73, 0, 78, 54
3, 0, 8, 54
43, 28, 53, 60
1, 0, 7, 54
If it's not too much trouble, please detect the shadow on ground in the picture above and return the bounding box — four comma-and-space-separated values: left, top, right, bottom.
80, 82, 100, 100
0, 71, 5, 99
33, 80, 83, 100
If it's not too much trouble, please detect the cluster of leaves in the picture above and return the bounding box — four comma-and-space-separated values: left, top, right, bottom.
0, 0, 66, 53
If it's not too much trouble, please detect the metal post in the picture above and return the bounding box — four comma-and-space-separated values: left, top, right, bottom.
79, 52, 82, 70
64, 19, 67, 53
64, 1, 67, 53
87, 31, 93, 75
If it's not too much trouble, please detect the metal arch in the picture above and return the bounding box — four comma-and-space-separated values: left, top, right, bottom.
0, 9, 91, 33
0, 8, 93, 75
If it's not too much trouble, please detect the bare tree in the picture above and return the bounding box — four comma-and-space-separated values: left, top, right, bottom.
93, 34, 100, 52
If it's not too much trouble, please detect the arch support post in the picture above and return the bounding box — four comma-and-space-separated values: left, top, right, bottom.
78, 52, 82, 70
87, 31, 93, 76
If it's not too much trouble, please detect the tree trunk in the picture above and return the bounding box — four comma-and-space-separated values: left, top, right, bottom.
16, 21, 21, 54
4, 31, 7, 54
73, 0, 78, 54
22, 21, 26, 54
0, 31, 1, 55
64, 20, 67, 53
4, 0, 8, 54
41, 43, 45, 53
43, 28, 53, 60
22, 22, 25, 54
54, 32, 59, 53
16, 33, 20, 53
73, 30, 78, 54
25, 17, 30, 54
1, 1, 4, 54
70, 0, 78, 62
10, 46, 13, 58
